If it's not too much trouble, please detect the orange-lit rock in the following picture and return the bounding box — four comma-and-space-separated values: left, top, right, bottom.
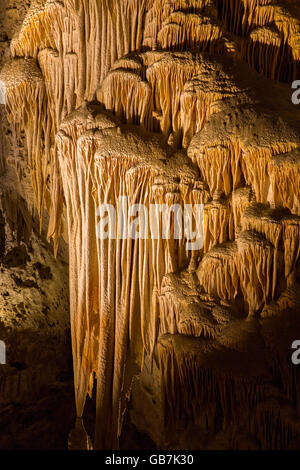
0, 0, 299, 451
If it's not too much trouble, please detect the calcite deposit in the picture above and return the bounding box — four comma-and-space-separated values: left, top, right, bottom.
0, 0, 299, 451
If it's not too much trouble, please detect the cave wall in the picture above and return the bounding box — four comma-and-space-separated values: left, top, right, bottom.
0, 0, 75, 450
0, 0, 299, 450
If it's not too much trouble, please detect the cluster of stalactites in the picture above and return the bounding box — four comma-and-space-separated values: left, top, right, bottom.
0, 59, 53, 229
0, 55, 71, 253
269, 149, 300, 217
55, 103, 213, 447
98, 53, 206, 146
157, 331, 278, 440
198, 202, 300, 314
144, 0, 216, 46
189, 141, 299, 212
11, 0, 151, 102
10, 0, 69, 58
98, 52, 242, 150
158, 270, 235, 341
188, 102, 300, 216
157, 11, 223, 52
217, 0, 300, 81
242, 27, 283, 80
203, 194, 234, 253
157, 330, 300, 448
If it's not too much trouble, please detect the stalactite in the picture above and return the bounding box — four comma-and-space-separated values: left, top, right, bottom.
242, 143, 298, 204
159, 271, 234, 339
11, 0, 150, 101
216, 0, 259, 36
240, 203, 300, 287
180, 60, 241, 148
11, 0, 70, 58
282, 216, 300, 283
269, 149, 300, 216
98, 53, 242, 149
204, 194, 234, 253
157, 11, 223, 52
38, 48, 78, 125
146, 53, 204, 147
216, 0, 300, 81
157, 332, 268, 436
98, 51, 205, 145
189, 137, 243, 196
241, 204, 283, 298
197, 241, 239, 301
56, 103, 209, 448
242, 27, 282, 80
190, 78, 300, 203
0, 59, 50, 226
232, 186, 253, 236
237, 230, 274, 315
97, 68, 152, 127
147, 0, 214, 49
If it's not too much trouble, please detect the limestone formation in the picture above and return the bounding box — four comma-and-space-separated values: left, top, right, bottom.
0, 0, 299, 451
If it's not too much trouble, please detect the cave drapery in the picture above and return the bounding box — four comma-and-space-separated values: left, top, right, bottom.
0, 0, 300, 450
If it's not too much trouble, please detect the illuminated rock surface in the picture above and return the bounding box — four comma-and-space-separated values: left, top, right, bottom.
0, 0, 299, 450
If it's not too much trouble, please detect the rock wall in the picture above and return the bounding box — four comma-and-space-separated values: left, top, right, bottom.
0, 0, 74, 450
0, 0, 300, 450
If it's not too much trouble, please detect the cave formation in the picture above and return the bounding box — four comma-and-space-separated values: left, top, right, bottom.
0, 0, 300, 451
